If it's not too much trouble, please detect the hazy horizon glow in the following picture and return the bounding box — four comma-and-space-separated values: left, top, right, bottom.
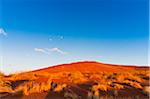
0, 0, 149, 74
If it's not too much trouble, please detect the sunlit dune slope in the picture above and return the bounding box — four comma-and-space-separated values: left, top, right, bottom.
31, 61, 146, 73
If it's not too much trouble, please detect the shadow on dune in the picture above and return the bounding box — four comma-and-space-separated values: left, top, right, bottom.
1, 93, 22, 99
1, 91, 65, 99
11, 80, 29, 90
45, 91, 65, 99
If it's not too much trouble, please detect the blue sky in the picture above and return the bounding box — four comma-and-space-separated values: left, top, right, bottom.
0, 0, 149, 74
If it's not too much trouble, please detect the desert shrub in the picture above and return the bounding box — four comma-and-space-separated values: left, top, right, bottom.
83, 73, 91, 79
113, 90, 118, 96
116, 74, 125, 82
87, 91, 93, 99
113, 83, 124, 90
0, 86, 13, 93
130, 82, 142, 89
99, 79, 112, 86
68, 71, 87, 83
126, 75, 142, 83
8, 73, 38, 81
15, 79, 52, 95
93, 90, 100, 99
88, 89, 100, 99
110, 83, 124, 96
123, 80, 142, 89
92, 84, 108, 92
64, 90, 78, 99
115, 72, 142, 84
51, 82, 57, 90
53, 84, 67, 92
105, 73, 117, 81
142, 86, 150, 96
0, 80, 13, 93
88, 72, 105, 81
0, 80, 11, 87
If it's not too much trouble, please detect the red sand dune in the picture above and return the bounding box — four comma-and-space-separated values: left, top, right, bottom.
1, 61, 149, 99
31, 61, 148, 73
